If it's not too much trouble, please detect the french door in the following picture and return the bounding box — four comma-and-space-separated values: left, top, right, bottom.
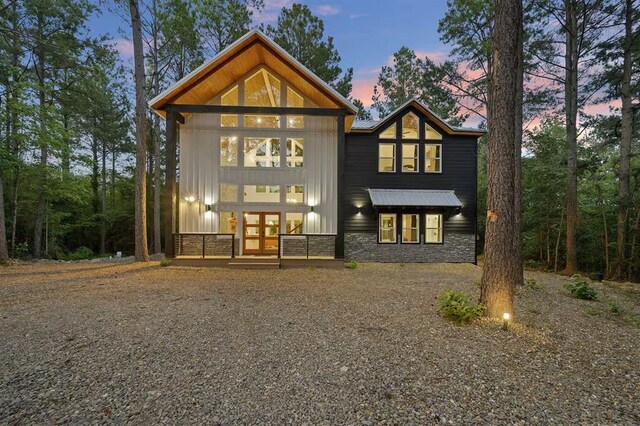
243, 212, 280, 255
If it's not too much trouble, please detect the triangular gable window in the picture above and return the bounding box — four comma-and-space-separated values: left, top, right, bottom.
402, 112, 419, 139
379, 123, 396, 139
425, 123, 443, 140
245, 69, 281, 107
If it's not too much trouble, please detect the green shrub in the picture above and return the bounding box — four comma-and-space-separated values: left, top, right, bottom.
564, 275, 597, 300
524, 278, 540, 290
608, 301, 623, 314
15, 242, 29, 258
61, 246, 95, 261
345, 261, 358, 269
437, 290, 486, 325
160, 258, 171, 267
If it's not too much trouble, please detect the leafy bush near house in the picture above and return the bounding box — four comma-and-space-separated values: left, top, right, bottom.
438, 290, 486, 325
608, 301, 623, 314
61, 246, 94, 261
524, 278, 540, 290
564, 275, 597, 300
160, 258, 171, 267
345, 261, 358, 269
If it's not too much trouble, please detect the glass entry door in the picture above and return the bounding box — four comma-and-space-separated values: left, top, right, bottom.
243, 212, 280, 255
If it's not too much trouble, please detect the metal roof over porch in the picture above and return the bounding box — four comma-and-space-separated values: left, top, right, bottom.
367, 189, 463, 208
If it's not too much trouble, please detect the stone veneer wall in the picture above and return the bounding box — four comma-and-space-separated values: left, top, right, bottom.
178, 235, 239, 257
344, 232, 475, 263
281, 235, 335, 257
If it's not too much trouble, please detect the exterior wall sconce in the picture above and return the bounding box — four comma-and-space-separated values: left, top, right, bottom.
184, 193, 198, 204
205, 204, 213, 213
310, 206, 315, 213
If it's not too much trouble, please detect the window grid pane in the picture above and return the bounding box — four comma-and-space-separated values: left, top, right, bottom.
402, 214, 419, 243
220, 136, 238, 166
425, 144, 442, 173
286, 138, 304, 168
402, 143, 418, 173
402, 112, 419, 139
244, 137, 280, 167
425, 214, 443, 243
379, 123, 396, 139
219, 184, 238, 202
379, 143, 396, 172
379, 214, 397, 243
286, 185, 304, 203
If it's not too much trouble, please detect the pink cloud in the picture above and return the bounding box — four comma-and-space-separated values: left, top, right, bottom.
351, 78, 377, 107
114, 38, 134, 57
415, 49, 450, 64
583, 101, 621, 115
315, 4, 340, 16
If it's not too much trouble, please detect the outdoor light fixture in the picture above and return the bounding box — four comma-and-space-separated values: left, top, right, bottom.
205, 204, 213, 213
503, 312, 510, 331
184, 193, 198, 204
310, 206, 315, 213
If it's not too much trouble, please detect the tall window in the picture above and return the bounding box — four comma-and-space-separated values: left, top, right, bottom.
221, 86, 238, 127
402, 214, 419, 243
379, 214, 397, 243
286, 213, 304, 234
219, 184, 238, 202
425, 123, 443, 140
220, 136, 237, 166
244, 137, 280, 167
402, 112, 419, 139
286, 138, 304, 167
425, 214, 443, 243
244, 69, 281, 127
220, 212, 237, 234
286, 87, 304, 128
402, 143, 418, 172
243, 185, 280, 203
379, 123, 396, 139
379, 144, 396, 172
286, 185, 304, 203
425, 144, 442, 173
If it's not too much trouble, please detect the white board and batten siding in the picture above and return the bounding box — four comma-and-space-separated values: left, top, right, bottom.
178, 113, 338, 238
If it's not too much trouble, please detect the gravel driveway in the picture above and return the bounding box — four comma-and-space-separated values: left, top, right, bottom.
1, 262, 638, 424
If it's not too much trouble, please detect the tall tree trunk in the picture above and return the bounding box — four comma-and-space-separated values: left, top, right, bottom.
563, 0, 579, 275
480, 0, 522, 318
628, 209, 640, 281
32, 14, 47, 258
91, 133, 99, 215
151, 0, 162, 255
0, 177, 8, 260
101, 139, 107, 254
614, 0, 634, 280
597, 185, 609, 275
554, 204, 565, 272
513, 4, 524, 286
130, 0, 149, 262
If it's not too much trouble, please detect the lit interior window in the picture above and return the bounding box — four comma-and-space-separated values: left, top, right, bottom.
425, 214, 443, 243
379, 143, 396, 172
286, 185, 304, 203
221, 85, 238, 127
402, 143, 418, 172
243, 185, 280, 203
379, 123, 396, 139
219, 212, 237, 234
244, 137, 280, 167
425, 144, 442, 173
220, 136, 237, 166
379, 213, 397, 243
402, 214, 419, 243
286, 213, 304, 234
219, 184, 238, 202
425, 123, 443, 140
244, 114, 280, 128
287, 87, 304, 128
402, 112, 419, 139
245, 69, 280, 127
286, 138, 304, 168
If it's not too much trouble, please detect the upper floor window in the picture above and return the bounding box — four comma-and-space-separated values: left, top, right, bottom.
244, 185, 280, 203
425, 123, 443, 140
221, 86, 238, 127
219, 184, 238, 202
379, 144, 396, 172
245, 69, 280, 107
287, 87, 304, 128
402, 112, 419, 139
402, 143, 418, 173
244, 137, 280, 167
379, 123, 396, 139
286, 138, 304, 167
286, 185, 304, 203
425, 144, 442, 173
220, 136, 237, 166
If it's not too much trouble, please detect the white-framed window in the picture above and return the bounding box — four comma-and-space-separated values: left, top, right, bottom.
402, 112, 419, 139
286, 87, 304, 128
379, 143, 396, 172
219, 184, 238, 202
220, 136, 238, 166
425, 144, 442, 173
243, 185, 280, 203
244, 137, 280, 167
285, 185, 304, 203
221, 85, 238, 127
286, 212, 304, 234
425, 123, 443, 140
286, 138, 304, 167
220, 212, 238, 234
379, 123, 396, 139
402, 143, 419, 173
402, 214, 419, 243
379, 213, 397, 243
425, 213, 443, 243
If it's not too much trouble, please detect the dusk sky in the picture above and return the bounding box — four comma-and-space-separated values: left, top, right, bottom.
89, 1, 452, 109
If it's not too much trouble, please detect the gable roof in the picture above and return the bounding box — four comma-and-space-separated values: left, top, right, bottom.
368, 188, 463, 208
149, 30, 357, 128
350, 99, 485, 136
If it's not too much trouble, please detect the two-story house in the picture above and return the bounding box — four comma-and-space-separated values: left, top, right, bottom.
149, 30, 484, 266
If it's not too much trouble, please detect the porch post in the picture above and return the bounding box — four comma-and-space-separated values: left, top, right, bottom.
164, 110, 178, 258
335, 115, 345, 259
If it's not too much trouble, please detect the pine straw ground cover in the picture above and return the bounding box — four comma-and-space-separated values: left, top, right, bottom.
0, 262, 638, 424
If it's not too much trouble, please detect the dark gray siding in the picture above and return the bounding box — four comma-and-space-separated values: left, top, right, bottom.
343, 105, 478, 261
